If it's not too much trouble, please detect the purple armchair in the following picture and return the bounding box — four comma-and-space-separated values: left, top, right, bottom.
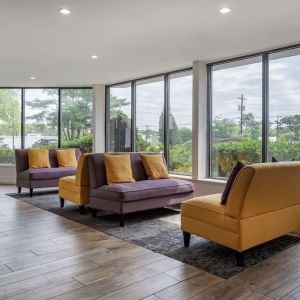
87, 153, 194, 226
15, 148, 81, 197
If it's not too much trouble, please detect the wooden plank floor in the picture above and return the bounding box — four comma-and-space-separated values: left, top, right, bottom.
0, 185, 299, 299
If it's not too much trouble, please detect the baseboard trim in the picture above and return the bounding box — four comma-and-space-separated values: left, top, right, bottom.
0, 180, 16, 185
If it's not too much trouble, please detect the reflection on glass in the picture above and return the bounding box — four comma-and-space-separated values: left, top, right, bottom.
136, 77, 164, 152
108, 84, 131, 152
269, 49, 300, 161
211, 57, 263, 178
61, 89, 93, 153
169, 71, 193, 175
0, 89, 21, 164
25, 89, 58, 148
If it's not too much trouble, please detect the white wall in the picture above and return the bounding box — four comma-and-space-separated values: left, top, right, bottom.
0, 165, 16, 184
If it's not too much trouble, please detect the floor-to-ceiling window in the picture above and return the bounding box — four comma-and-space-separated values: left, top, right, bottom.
107, 83, 132, 152
0, 87, 92, 164
0, 89, 21, 164
61, 89, 93, 152
269, 48, 300, 161
25, 89, 59, 148
210, 57, 263, 178
209, 44, 300, 179
136, 77, 165, 152
169, 71, 193, 175
106, 69, 193, 175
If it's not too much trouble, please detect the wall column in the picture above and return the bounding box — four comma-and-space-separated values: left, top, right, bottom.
93, 84, 106, 152
192, 61, 207, 179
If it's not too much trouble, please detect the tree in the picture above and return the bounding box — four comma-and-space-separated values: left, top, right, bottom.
25, 89, 93, 141
179, 127, 192, 143
280, 115, 300, 141
212, 117, 239, 138
159, 112, 181, 145
242, 113, 261, 140
0, 89, 21, 148
109, 95, 130, 118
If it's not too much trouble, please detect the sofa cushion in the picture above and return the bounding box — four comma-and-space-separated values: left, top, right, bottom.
181, 194, 239, 233
141, 154, 169, 179
18, 167, 76, 181
28, 148, 51, 169
56, 149, 77, 167
92, 179, 194, 202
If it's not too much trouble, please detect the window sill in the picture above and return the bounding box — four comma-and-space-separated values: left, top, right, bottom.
0, 164, 15, 168
169, 174, 226, 184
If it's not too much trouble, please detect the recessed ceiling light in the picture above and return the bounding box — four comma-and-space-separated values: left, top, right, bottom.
219, 7, 231, 14
29, 76, 36, 80
90, 55, 98, 59
59, 8, 71, 15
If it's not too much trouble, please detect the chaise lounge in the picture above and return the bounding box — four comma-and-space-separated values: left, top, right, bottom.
87, 152, 194, 226
15, 148, 81, 197
181, 162, 300, 265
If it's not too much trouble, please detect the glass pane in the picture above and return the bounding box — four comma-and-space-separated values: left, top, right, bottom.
169, 71, 193, 175
0, 89, 21, 164
108, 83, 131, 152
25, 89, 58, 148
136, 76, 164, 152
61, 89, 93, 153
269, 49, 300, 161
211, 57, 263, 178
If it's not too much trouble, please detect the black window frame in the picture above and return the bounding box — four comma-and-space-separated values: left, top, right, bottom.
0, 87, 92, 153
105, 68, 193, 174
207, 43, 300, 178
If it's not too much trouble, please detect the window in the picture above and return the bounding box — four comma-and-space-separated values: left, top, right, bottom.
168, 71, 193, 175
269, 49, 300, 161
108, 83, 131, 152
136, 77, 164, 152
210, 57, 263, 178
25, 89, 59, 148
0, 89, 21, 164
61, 89, 93, 152
106, 69, 193, 175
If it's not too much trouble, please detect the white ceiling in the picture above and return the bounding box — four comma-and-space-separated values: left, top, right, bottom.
1, 0, 300, 87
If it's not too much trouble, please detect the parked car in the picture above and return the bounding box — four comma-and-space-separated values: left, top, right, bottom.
32, 138, 58, 148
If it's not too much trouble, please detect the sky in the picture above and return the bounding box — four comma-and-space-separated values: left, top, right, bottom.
213, 54, 300, 127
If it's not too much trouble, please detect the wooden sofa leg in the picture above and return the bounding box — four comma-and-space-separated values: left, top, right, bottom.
119, 214, 125, 227
60, 198, 65, 208
92, 209, 98, 218
79, 205, 85, 215
236, 251, 245, 267
183, 231, 191, 247
18, 187, 21, 194
29, 188, 33, 197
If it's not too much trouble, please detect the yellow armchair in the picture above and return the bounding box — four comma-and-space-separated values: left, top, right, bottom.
181, 162, 300, 265
59, 154, 90, 214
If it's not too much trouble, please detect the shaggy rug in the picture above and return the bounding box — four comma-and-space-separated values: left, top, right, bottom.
8, 190, 300, 279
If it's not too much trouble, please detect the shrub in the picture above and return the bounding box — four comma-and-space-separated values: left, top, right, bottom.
62, 134, 93, 153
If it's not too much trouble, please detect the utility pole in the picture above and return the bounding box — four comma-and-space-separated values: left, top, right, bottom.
275, 115, 282, 141
237, 94, 246, 135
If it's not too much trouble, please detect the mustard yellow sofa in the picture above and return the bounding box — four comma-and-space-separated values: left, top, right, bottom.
181, 162, 300, 265
58, 154, 90, 214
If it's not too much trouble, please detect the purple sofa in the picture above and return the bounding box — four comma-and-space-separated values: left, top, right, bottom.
15, 148, 81, 197
87, 153, 194, 226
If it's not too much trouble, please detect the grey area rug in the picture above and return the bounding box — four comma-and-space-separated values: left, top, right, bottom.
8, 190, 300, 279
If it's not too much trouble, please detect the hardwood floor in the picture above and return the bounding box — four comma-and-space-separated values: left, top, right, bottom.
0, 185, 299, 299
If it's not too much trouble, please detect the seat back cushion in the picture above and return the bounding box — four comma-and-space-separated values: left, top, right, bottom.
226, 162, 300, 219
75, 154, 90, 186
141, 154, 169, 179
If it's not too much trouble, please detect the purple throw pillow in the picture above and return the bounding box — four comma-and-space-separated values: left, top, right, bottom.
221, 161, 246, 205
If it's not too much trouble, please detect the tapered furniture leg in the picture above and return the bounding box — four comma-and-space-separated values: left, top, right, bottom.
183, 231, 191, 247
119, 214, 124, 227
18, 187, 21, 194
236, 251, 245, 266
29, 188, 33, 197
79, 205, 85, 215
60, 198, 65, 208
92, 209, 98, 218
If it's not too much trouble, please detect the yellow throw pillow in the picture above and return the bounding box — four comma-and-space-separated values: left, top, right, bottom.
28, 148, 51, 169
104, 154, 135, 185
56, 149, 77, 167
141, 154, 169, 180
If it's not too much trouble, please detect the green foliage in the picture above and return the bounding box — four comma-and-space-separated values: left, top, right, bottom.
169, 140, 192, 174
0, 149, 15, 164
62, 134, 93, 153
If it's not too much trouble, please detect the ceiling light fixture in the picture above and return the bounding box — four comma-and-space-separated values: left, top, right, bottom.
219, 7, 231, 14
59, 8, 71, 15
90, 55, 98, 59
29, 76, 36, 80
